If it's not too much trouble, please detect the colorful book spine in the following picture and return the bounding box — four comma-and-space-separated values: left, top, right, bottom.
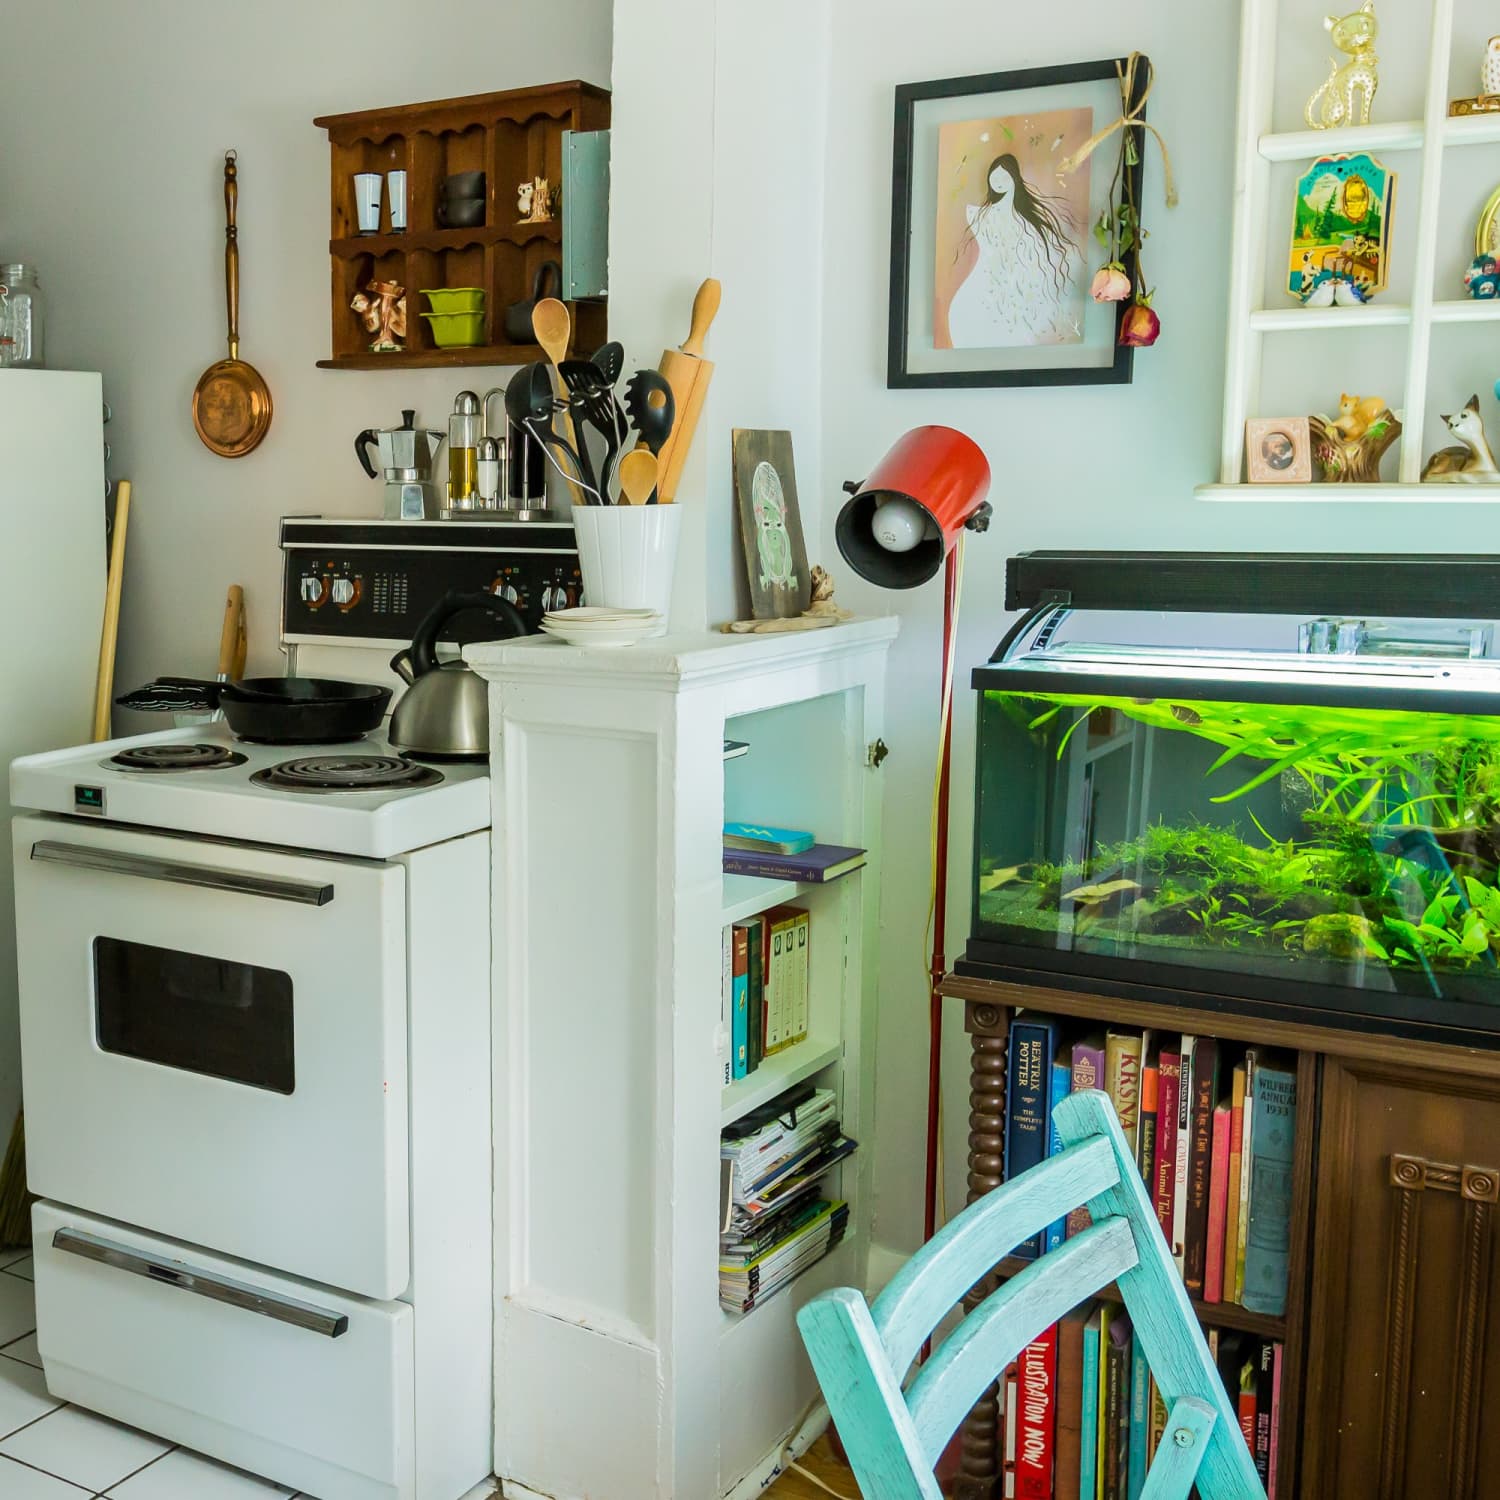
1136, 1054, 1159, 1189
1047, 1057, 1072, 1252
1067, 1035, 1106, 1238
789, 909, 810, 1044
1152, 1052, 1180, 1242
1081, 1309, 1102, 1500
1015, 1325, 1057, 1500
1006, 1016, 1060, 1260
1244, 1061, 1297, 1316
1172, 1036, 1195, 1275
1184, 1037, 1220, 1298
1235, 1050, 1257, 1304
1269, 1341, 1283, 1499
1102, 1311, 1131, 1500
731, 926, 749, 1080
1253, 1339, 1274, 1485
1205, 1099, 1232, 1304
1055, 1308, 1088, 1500
1126, 1334, 1150, 1500
763, 908, 800, 1055
1004, 1367, 1019, 1500
744, 914, 765, 1073
1237, 1356, 1257, 1454
1223, 1063, 1247, 1304
1147, 1378, 1167, 1466
1104, 1031, 1144, 1157
720, 926, 733, 1087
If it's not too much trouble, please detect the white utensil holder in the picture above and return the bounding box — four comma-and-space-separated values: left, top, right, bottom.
572, 505, 681, 623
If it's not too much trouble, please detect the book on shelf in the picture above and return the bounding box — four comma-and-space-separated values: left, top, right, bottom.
999, 1017, 1297, 1321
1015, 1325, 1057, 1499
1244, 1058, 1297, 1317
723, 820, 814, 855
1126, 1333, 1149, 1500
723, 739, 750, 761
1100, 1307, 1130, 1500
744, 913, 765, 1073
1055, 1307, 1088, 1500
1269, 1341, 1283, 1500
1004, 1367, 1019, 1500
1136, 1046, 1159, 1189
722, 842, 867, 883
721, 903, 809, 1086
1006, 1013, 1062, 1261
1253, 1337, 1275, 1484
719, 926, 733, 1088
730, 926, 749, 1081
1104, 1030, 1143, 1159
1080, 1308, 1102, 1500
719, 1083, 855, 1313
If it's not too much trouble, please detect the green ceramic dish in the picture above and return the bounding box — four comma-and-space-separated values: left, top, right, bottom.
420, 310, 486, 347
420, 287, 486, 315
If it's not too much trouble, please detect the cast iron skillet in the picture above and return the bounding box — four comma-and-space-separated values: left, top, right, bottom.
117, 676, 391, 744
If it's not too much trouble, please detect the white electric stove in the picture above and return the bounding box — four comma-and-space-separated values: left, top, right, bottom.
9, 519, 577, 1500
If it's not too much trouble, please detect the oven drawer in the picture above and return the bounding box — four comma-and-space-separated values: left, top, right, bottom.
32, 1201, 415, 1500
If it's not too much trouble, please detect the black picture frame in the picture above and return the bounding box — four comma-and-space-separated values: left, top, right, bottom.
887, 57, 1149, 389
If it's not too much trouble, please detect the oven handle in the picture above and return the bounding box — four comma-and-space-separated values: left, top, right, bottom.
30, 840, 334, 906
51, 1228, 349, 1338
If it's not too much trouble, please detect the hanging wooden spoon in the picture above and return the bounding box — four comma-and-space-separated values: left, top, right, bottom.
618, 448, 660, 507
532, 296, 582, 459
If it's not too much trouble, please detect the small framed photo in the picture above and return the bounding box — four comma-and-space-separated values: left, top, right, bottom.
1245, 417, 1314, 483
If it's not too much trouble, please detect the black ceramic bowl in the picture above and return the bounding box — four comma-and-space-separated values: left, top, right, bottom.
438, 196, 485, 228
442, 170, 486, 198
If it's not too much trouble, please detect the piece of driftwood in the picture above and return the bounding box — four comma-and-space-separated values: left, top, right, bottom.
1309, 406, 1401, 482
720, 565, 851, 634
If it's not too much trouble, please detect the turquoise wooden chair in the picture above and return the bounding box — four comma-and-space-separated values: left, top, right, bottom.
797, 1089, 1266, 1500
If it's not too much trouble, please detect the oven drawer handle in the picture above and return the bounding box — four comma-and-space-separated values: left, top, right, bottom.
30, 841, 334, 906
51, 1228, 349, 1339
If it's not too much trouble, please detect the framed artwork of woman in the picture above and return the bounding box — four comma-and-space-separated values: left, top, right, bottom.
889, 58, 1149, 387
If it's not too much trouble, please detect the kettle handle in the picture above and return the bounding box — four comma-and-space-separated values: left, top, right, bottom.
409, 589, 528, 678
355, 428, 379, 479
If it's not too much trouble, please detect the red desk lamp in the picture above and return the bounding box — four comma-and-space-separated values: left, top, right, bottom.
834, 425, 991, 1245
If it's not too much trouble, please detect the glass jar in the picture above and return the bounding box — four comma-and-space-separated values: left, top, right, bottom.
0, 264, 44, 368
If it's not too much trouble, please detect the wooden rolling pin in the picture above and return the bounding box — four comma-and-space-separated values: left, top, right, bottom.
655, 277, 720, 503
91, 480, 132, 741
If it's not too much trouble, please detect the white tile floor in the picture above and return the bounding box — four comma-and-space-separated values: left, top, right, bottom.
0, 1252, 498, 1499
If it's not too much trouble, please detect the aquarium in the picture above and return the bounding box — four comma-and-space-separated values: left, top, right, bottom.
966, 553, 1500, 1037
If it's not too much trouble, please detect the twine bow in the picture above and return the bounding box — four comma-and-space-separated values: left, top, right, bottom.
1059, 52, 1178, 208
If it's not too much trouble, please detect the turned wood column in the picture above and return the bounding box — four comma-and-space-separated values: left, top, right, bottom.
952, 996, 1010, 1500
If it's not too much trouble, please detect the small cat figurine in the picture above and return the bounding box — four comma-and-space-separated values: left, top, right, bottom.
1306, 3, 1380, 130
1422, 395, 1500, 483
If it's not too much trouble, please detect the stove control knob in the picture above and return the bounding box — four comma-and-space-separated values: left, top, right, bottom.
330, 576, 355, 607
301, 574, 330, 609
489, 576, 523, 608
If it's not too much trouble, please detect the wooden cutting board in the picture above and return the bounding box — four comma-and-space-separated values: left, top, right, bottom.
655, 277, 720, 503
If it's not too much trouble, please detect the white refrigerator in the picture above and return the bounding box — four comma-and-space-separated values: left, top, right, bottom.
0, 370, 106, 1139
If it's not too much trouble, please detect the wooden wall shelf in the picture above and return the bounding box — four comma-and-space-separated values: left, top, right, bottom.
313, 81, 608, 371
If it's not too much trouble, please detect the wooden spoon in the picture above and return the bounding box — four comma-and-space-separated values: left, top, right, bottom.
618, 448, 660, 507
532, 297, 582, 459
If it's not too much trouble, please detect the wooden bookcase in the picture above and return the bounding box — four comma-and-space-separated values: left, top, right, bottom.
467, 619, 896, 1500
313, 81, 609, 370
941, 967, 1500, 1500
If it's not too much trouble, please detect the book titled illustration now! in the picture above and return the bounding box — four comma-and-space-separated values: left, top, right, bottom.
722, 843, 867, 883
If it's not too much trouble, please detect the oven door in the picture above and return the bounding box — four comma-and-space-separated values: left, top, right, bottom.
13, 813, 410, 1299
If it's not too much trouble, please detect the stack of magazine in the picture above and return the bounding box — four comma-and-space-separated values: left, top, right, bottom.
719, 1085, 856, 1314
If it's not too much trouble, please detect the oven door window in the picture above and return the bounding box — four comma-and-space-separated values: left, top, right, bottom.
94, 937, 294, 1094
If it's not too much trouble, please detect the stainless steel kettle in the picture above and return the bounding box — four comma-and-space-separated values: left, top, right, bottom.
388, 590, 528, 758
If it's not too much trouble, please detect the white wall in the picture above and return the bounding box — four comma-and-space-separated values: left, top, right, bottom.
0, 0, 611, 701
817, 0, 1500, 1260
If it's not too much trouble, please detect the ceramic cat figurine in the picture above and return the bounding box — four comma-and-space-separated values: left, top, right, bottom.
1305, 3, 1380, 129
1421, 396, 1500, 483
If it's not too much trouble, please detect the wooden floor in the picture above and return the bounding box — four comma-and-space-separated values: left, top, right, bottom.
765, 1436, 863, 1498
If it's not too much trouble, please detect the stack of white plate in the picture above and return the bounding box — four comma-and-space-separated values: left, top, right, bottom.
540, 606, 664, 648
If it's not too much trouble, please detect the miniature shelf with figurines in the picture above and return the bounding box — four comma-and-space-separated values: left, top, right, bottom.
1199, 0, 1500, 500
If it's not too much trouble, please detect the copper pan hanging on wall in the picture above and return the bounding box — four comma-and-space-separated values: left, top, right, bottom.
192, 150, 273, 458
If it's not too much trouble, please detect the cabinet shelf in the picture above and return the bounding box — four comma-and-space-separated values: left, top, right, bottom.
1257, 119, 1425, 161
316, 344, 545, 371
721, 1035, 842, 1128
720, 873, 810, 926
329, 222, 562, 257
1195, 481, 1500, 503
1248, 302, 1413, 332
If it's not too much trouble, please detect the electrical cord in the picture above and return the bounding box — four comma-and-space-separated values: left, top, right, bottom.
786, 1459, 858, 1498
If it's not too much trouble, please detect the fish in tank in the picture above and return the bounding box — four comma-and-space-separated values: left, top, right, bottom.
970, 685, 1500, 1028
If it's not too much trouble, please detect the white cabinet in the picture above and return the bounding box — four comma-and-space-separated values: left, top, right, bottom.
468, 619, 896, 1500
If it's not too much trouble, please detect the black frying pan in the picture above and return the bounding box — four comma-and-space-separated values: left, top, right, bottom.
117, 676, 391, 744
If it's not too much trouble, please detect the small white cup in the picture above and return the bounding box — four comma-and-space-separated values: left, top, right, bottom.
387, 170, 408, 232
353, 172, 382, 234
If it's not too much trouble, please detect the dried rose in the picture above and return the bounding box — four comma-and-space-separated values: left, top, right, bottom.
1119, 293, 1160, 347
1090, 264, 1131, 303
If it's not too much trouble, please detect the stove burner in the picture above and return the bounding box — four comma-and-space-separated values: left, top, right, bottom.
250, 754, 444, 794
109, 743, 249, 773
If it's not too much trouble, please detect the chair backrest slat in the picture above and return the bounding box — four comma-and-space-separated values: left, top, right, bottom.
905, 1216, 1139, 1464
871, 1135, 1119, 1375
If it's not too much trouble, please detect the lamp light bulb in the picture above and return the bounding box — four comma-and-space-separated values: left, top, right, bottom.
871, 497, 928, 553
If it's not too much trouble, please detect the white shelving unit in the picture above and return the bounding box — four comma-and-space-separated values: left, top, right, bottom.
468, 618, 896, 1500
1203, 0, 1500, 502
